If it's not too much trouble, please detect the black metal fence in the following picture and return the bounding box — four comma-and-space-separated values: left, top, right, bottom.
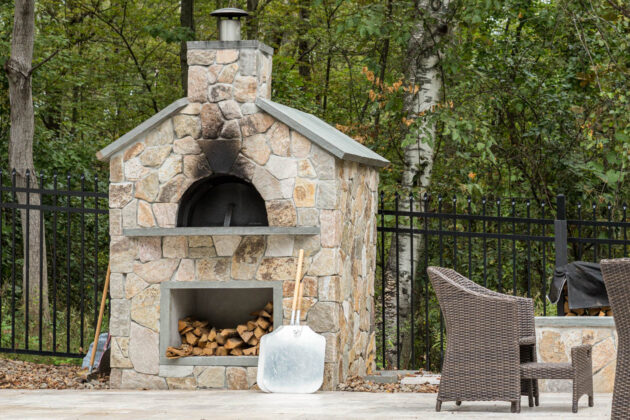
0, 169, 109, 358
376, 193, 629, 371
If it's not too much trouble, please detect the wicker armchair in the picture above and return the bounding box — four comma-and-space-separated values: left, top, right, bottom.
600, 258, 630, 420
430, 267, 539, 407
428, 267, 522, 413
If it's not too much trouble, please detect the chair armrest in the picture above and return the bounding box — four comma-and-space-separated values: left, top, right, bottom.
571, 345, 592, 363
444, 268, 536, 340
571, 345, 593, 382
514, 297, 536, 339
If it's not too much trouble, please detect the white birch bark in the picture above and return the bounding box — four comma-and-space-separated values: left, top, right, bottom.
383, 0, 450, 368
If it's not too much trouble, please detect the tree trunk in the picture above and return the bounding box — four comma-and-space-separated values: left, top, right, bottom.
5, 0, 50, 329
246, 0, 260, 40
180, 0, 195, 96
297, 0, 311, 80
383, 0, 451, 369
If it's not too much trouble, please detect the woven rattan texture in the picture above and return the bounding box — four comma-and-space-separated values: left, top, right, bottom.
601, 258, 630, 420
428, 267, 523, 413
431, 267, 539, 408
520, 345, 593, 413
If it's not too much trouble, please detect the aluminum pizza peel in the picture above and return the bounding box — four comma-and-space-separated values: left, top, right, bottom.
257, 250, 326, 393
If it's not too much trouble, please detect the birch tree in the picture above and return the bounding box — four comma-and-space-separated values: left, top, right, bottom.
383, 0, 452, 368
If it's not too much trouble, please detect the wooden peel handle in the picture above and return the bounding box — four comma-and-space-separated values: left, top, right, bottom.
296, 278, 305, 313
290, 249, 305, 315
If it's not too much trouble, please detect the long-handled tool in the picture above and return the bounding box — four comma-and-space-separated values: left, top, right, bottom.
257, 250, 326, 393
88, 264, 111, 373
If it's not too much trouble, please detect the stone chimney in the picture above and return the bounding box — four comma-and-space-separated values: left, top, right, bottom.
186, 8, 273, 141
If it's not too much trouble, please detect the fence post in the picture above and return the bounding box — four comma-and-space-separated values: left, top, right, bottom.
555, 194, 568, 316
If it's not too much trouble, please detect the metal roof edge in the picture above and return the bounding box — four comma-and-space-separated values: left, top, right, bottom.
255, 98, 389, 168
96, 98, 189, 162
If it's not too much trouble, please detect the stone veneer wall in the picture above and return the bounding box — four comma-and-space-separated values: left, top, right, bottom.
535, 317, 616, 393
106, 42, 378, 390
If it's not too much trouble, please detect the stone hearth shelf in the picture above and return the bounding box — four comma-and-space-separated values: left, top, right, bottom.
123, 226, 320, 237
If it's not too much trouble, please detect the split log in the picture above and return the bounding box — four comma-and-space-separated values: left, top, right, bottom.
208, 327, 217, 342
230, 348, 243, 356
236, 324, 248, 336
216, 346, 228, 356
193, 320, 209, 328
242, 346, 257, 356
185, 332, 199, 346
178, 320, 187, 333
264, 302, 273, 313
219, 328, 237, 338
225, 337, 244, 350
253, 326, 265, 339
239, 330, 254, 343
256, 317, 270, 330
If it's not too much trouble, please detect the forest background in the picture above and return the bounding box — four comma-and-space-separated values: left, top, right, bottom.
0, 0, 628, 205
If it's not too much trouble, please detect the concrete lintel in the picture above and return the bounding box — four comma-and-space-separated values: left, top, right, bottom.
535, 316, 615, 328
187, 40, 274, 56
124, 226, 320, 237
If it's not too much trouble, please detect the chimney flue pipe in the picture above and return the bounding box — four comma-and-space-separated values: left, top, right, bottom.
210, 8, 249, 41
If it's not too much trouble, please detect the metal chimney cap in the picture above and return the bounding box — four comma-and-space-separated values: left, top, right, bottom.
210, 8, 249, 19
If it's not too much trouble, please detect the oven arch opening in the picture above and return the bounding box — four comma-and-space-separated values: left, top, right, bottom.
177, 175, 268, 227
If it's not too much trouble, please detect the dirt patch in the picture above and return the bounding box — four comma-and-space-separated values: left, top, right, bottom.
0, 358, 109, 390
337, 375, 438, 393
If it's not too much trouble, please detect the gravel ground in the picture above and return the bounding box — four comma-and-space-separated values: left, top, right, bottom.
1, 357, 435, 393
337, 375, 439, 393
0, 357, 109, 390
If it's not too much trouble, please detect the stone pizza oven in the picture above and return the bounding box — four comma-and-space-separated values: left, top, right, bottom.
96, 8, 388, 391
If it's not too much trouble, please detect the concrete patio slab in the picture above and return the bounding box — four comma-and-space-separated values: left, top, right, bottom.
0, 390, 611, 419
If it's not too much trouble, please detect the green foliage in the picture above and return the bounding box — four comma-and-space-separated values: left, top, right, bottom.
1, 0, 624, 205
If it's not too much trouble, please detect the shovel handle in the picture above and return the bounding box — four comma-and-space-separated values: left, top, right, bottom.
291, 249, 305, 315
89, 264, 111, 372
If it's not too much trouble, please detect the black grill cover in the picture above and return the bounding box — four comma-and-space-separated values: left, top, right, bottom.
548, 261, 608, 309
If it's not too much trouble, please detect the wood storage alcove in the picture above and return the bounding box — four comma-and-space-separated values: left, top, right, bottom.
159, 281, 283, 366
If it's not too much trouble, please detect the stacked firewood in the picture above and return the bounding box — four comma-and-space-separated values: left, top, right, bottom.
563, 301, 612, 317
166, 302, 273, 358
562, 285, 612, 316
